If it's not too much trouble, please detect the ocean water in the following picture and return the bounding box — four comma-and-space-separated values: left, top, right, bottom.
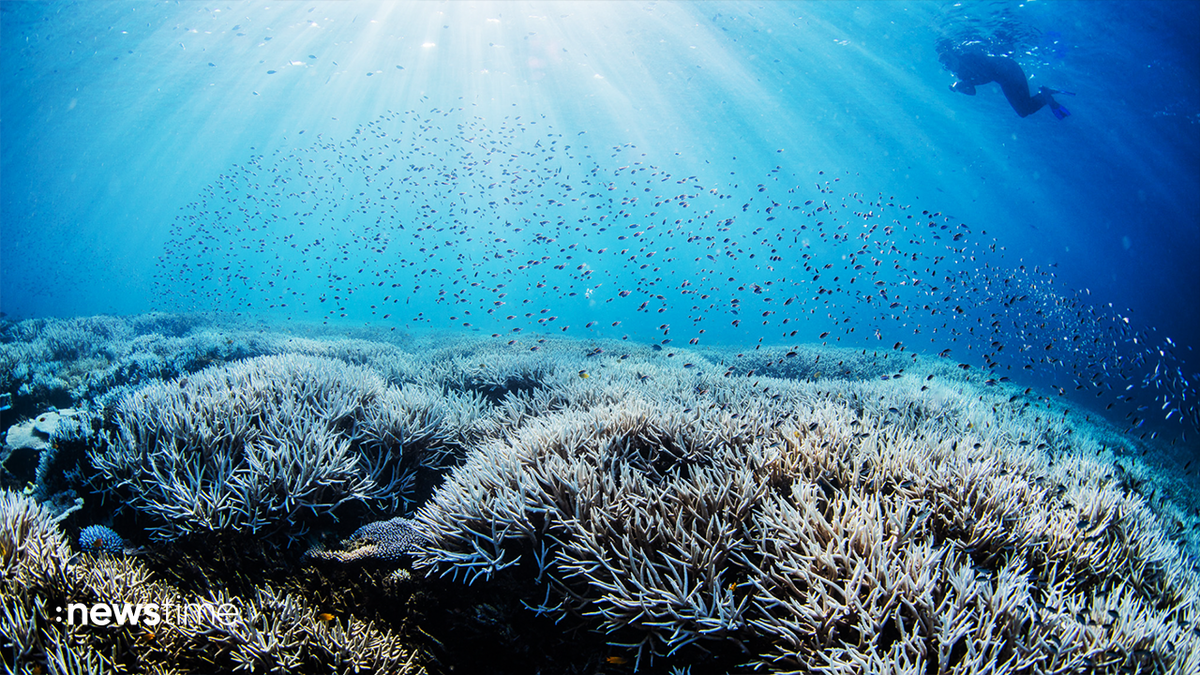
2, 1, 1199, 673
3, 0, 1198, 445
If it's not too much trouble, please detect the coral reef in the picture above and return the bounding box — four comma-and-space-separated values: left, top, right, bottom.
2, 316, 1198, 673
0, 489, 73, 591
308, 516, 428, 564
0, 313, 421, 423
0, 489, 429, 674
1, 408, 91, 520
86, 353, 473, 542
1, 410, 81, 487
413, 357, 1200, 671
77, 524, 124, 555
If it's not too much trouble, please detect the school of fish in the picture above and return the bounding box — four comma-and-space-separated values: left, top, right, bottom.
152, 106, 1198, 449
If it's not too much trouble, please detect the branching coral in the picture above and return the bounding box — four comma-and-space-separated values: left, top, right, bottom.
77, 524, 124, 555
0, 489, 428, 674
0, 489, 73, 590
86, 354, 467, 542
5, 319, 1198, 673
308, 516, 428, 564
412, 366, 1200, 672
0, 314, 423, 417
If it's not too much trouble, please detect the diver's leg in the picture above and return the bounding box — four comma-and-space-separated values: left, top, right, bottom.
995, 61, 1044, 117
1038, 87, 1071, 119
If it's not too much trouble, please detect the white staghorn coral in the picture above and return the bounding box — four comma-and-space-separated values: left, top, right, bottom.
87, 354, 467, 541
0, 489, 425, 674
0, 490, 73, 590
4, 318, 1197, 672
412, 349, 1200, 672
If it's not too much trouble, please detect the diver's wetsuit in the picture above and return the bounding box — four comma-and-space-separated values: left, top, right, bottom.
947, 52, 1063, 118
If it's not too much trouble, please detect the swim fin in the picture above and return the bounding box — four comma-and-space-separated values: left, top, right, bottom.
1040, 87, 1073, 120
1041, 87, 1076, 97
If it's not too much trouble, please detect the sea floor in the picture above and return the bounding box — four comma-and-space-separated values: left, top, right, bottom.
1, 313, 1198, 674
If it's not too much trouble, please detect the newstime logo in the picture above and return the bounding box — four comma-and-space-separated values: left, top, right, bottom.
55, 601, 241, 627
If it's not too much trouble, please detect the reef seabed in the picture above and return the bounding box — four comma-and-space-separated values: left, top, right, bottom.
1, 315, 1198, 674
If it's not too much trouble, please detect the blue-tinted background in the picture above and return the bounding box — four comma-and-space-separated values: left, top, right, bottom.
3, 1, 1198, 442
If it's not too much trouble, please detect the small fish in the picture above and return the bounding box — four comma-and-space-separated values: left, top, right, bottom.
578, 370, 589, 379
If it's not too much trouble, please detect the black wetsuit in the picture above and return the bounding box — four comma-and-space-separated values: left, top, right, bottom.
949, 52, 1052, 118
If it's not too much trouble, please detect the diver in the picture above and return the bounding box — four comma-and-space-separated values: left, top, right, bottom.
938, 46, 1073, 120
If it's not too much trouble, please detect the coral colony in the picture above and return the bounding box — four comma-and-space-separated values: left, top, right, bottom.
308, 517, 427, 564
1, 105, 1198, 674
76, 525, 124, 556
2, 324, 1198, 673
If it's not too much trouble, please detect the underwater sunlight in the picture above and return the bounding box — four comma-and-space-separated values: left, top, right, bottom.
2, 1, 1198, 673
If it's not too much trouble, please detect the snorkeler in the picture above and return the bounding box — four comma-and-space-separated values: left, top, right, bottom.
939, 47, 1073, 120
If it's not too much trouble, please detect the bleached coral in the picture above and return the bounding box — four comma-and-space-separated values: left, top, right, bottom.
0, 490, 73, 590
307, 516, 427, 564
4, 319, 1198, 672
0, 314, 420, 415
0, 489, 427, 674
412, 354, 1200, 672
87, 354, 468, 542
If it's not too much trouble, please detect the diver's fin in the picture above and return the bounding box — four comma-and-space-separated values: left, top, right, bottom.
1040, 86, 1076, 97
1039, 86, 1073, 120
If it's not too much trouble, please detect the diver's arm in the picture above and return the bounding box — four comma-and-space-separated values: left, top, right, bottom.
948, 52, 991, 95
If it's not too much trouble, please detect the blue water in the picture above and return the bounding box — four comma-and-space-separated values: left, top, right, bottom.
3, 0, 1198, 450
